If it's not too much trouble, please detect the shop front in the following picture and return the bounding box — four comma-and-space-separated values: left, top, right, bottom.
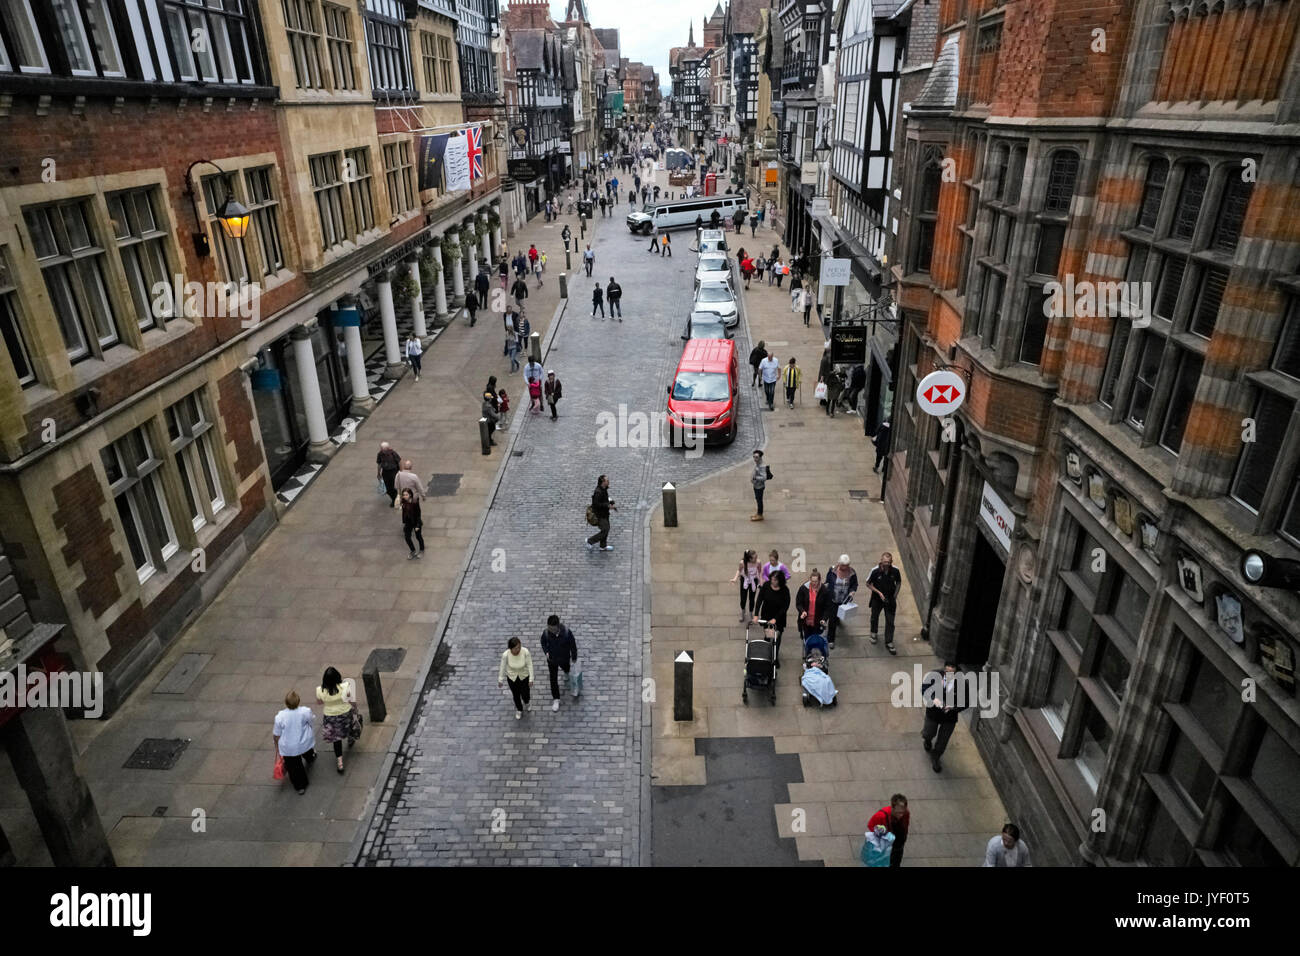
250, 317, 350, 490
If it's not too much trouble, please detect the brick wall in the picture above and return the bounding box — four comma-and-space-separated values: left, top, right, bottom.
216, 369, 262, 483
50, 465, 122, 620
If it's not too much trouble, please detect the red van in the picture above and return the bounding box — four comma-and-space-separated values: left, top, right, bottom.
666, 338, 739, 446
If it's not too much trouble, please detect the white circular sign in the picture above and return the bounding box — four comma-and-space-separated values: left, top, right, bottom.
916, 369, 966, 416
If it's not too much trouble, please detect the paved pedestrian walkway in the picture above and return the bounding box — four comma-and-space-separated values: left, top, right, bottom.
0, 207, 580, 866
356, 154, 762, 865
649, 226, 1006, 866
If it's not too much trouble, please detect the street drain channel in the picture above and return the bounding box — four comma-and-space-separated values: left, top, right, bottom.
123, 738, 190, 770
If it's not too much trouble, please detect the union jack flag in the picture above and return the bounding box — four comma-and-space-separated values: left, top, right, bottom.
466, 126, 483, 181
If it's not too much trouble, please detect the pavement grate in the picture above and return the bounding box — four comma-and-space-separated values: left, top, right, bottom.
153, 652, 212, 694
848, 489, 873, 499
123, 738, 189, 770
512, 450, 526, 457
153, 806, 167, 817
364, 647, 407, 672
426, 473, 462, 496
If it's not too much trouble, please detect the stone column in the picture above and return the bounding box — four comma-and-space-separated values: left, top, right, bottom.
406, 253, 427, 342
927, 440, 986, 663
2, 702, 114, 866
339, 298, 373, 415
430, 239, 448, 320
461, 219, 476, 288
446, 229, 465, 305
491, 202, 503, 257
375, 270, 404, 380
290, 326, 333, 458
479, 212, 492, 265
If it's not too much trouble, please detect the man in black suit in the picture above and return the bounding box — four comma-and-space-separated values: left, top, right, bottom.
921, 662, 968, 773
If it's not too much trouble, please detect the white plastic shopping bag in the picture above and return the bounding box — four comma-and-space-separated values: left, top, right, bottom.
837, 601, 859, 622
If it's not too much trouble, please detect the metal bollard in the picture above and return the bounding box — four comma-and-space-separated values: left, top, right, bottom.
479, 416, 492, 455
662, 482, 678, 527
673, 650, 693, 721
558, 273, 568, 299
362, 665, 387, 724
529, 332, 541, 364
565, 249, 572, 271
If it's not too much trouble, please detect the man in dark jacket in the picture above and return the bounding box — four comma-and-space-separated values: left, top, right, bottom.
922, 663, 968, 773
709, 209, 721, 229
475, 269, 490, 303
511, 276, 529, 310
865, 552, 902, 654
464, 289, 479, 326
795, 569, 833, 641
584, 475, 616, 551
540, 614, 579, 710
733, 208, 746, 234
606, 277, 622, 319
842, 364, 866, 414
591, 282, 604, 317
376, 441, 401, 507
748, 340, 767, 388
544, 370, 562, 420
480, 391, 499, 448
872, 421, 892, 471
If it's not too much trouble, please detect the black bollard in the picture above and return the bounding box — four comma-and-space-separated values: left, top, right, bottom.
662, 482, 678, 527
479, 417, 492, 455
362, 665, 387, 723
673, 650, 693, 721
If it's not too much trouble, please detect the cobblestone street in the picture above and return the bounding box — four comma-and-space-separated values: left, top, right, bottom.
358, 166, 763, 865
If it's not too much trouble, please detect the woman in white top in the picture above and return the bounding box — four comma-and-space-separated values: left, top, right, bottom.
730, 549, 761, 623
497, 637, 535, 720
273, 690, 317, 794
405, 334, 423, 382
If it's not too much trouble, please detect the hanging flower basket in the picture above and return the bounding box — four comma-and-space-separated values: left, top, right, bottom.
441, 234, 461, 260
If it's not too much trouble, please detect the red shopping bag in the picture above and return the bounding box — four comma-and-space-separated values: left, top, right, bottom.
273, 753, 285, 781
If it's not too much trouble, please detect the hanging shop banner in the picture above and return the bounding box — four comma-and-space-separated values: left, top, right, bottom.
444, 132, 471, 191
332, 307, 362, 327
250, 368, 281, 391
829, 323, 867, 365
820, 258, 851, 286
980, 481, 1015, 553
418, 133, 449, 191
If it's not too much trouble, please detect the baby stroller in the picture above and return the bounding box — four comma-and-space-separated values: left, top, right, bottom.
742, 622, 778, 705
801, 630, 838, 707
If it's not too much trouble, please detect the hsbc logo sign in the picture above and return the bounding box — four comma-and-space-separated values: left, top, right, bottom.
916, 369, 966, 416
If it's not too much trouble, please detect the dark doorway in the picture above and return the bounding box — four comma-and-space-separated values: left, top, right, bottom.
956, 531, 1005, 669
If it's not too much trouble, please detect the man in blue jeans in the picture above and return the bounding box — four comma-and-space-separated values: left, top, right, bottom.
540, 615, 579, 711
758, 352, 780, 411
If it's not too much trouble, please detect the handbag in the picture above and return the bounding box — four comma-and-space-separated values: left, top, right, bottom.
273, 753, 285, 781
348, 703, 364, 743
814, 382, 828, 401
765, 465, 774, 480
586, 505, 600, 526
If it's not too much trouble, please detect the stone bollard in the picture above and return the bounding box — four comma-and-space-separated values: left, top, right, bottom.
362, 665, 387, 724
479, 417, 492, 455
673, 651, 693, 721
558, 273, 568, 299
662, 482, 678, 527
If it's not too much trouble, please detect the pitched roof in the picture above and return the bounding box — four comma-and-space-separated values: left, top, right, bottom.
913, 32, 959, 110
513, 29, 548, 72
593, 27, 620, 55
727, 0, 767, 34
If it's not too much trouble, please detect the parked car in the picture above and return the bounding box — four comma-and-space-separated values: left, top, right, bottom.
682, 310, 733, 340
693, 279, 739, 327
666, 338, 739, 446
695, 254, 732, 287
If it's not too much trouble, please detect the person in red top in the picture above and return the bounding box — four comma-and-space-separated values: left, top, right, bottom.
795, 569, 833, 641
740, 256, 755, 289
867, 794, 910, 867
528, 244, 539, 267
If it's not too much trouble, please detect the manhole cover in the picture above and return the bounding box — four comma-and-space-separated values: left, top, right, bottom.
364, 647, 407, 672
123, 738, 189, 770
848, 490, 873, 499
427, 473, 462, 496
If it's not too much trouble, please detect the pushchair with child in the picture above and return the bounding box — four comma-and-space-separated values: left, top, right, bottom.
742, 621, 778, 705
801, 630, 838, 707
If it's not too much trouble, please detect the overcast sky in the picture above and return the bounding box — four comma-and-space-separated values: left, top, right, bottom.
552, 0, 714, 89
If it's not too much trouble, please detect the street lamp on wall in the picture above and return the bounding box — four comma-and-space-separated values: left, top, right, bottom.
184, 159, 250, 258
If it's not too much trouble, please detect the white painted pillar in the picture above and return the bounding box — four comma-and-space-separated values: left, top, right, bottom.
430, 239, 448, 319
406, 253, 427, 339
447, 230, 465, 303
376, 271, 403, 377
491, 204, 503, 259
290, 326, 329, 447
337, 301, 370, 405
479, 213, 492, 265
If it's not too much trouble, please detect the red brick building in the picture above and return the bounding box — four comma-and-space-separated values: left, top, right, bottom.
886, 0, 1300, 864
